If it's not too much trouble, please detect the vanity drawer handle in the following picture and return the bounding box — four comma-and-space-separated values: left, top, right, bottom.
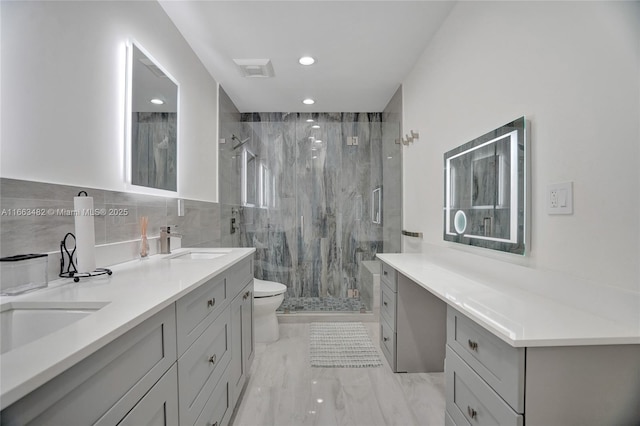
383, 301, 388, 306
243, 291, 251, 300
468, 339, 478, 351
467, 406, 477, 419
208, 354, 217, 365
383, 271, 388, 276
383, 336, 389, 342
207, 298, 216, 308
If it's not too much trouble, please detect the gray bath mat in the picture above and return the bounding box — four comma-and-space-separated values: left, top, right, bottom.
309, 322, 383, 368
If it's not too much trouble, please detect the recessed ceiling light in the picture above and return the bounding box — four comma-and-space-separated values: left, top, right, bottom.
312, 125, 320, 129
150, 98, 164, 105
303, 98, 315, 105
315, 140, 322, 143
312, 156, 318, 159
306, 119, 314, 123
299, 56, 315, 66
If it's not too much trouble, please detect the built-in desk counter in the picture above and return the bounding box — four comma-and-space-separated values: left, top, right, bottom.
377, 252, 640, 426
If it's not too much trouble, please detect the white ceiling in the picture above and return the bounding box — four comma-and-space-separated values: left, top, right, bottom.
159, 1, 456, 112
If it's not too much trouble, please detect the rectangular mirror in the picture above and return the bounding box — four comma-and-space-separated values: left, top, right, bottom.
242, 148, 257, 207
443, 117, 527, 254
129, 43, 178, 191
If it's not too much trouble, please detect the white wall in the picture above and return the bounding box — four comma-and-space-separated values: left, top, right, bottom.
402, 1, 640, 292
1, 1, 218, 202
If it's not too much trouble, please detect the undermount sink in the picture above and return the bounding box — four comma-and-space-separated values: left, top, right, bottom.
0, 301, 108, 354
167, 250, 232, 260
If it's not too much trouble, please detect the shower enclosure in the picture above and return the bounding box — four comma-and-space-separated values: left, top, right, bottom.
221, 111, 401, 313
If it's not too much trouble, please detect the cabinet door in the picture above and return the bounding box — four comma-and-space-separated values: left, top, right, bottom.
230, 281, 254, 407
118, 365, 179, 426
241, 282, 254, 373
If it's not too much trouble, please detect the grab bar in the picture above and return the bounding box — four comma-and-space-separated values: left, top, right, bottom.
402, 230, 423, 238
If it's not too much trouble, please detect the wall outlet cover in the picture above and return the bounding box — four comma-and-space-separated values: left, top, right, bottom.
547, 182, 573, 215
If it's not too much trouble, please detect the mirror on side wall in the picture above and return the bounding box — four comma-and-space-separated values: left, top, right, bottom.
128, 42, 178, 192
443, 117, 527, 255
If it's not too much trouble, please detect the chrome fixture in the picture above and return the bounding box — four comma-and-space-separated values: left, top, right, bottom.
231, 134, 250, 150
395, 130, 420, 145
401, 230, 423, 238
160, 226, 183, 254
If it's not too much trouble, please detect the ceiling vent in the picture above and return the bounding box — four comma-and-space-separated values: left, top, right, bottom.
233, 59, 275, 78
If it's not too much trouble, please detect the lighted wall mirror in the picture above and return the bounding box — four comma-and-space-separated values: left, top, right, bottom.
128, 42, 179, 192
443, 117, 527, 254
242, 148, 257, 207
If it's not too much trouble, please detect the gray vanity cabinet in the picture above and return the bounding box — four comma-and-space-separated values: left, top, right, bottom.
446, 307, 640, 425
0, 305, 177, 426
380, 261, 447, 373
230, 280, 254, 408
1, 256, 255, 426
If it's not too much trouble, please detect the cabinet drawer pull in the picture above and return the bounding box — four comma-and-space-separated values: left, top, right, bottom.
467, 406, 477, 419
468, 339, 478, 351
383, 270, 388, 276
208, 354, 217, 365
243, 290, 250, 300
383, 301, 388, 306
207, 422, 218, 426
383, 336, 389, 342
207, 298, 216, 308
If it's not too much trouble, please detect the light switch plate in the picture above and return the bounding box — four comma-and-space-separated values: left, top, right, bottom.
547, 182, 573, 214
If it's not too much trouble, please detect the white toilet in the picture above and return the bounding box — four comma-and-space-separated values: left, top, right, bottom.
253, 278, 287, 343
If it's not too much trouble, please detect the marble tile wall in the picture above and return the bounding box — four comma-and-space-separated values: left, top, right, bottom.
0, 178, 220, 258
230, 112, 401, 303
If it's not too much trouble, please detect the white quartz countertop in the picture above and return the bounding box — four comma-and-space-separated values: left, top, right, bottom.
0, 247, 255, 409
377, 253, 640, 348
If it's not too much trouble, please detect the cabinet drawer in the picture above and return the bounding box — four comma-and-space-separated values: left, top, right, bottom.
380, 318, 396, 370
194, 369, 232, 426
1, 305, 177, 426
380, 262, 397, 292
117, 364, 179, 426
380, 283, 396, 329
177, 275, 228, 354
446, 346, 523, 426
178, 306, 231, 426
447, 308, 524, 413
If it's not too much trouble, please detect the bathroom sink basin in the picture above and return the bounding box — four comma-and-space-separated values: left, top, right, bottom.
167, 250, 231, 260
0, 301, 107, 354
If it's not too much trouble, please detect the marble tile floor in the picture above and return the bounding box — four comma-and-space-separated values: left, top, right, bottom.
230, 322, 446, 426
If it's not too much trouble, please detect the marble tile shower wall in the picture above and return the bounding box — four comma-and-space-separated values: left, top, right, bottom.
232, 112, 388, 302
0, 178, 221, 258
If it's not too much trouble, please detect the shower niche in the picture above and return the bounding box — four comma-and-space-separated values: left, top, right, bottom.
443, 117, 527, 254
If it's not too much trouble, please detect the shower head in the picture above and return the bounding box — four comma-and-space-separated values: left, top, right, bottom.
231, 134, 250, 150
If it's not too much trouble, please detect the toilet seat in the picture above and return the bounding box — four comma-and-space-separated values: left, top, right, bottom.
253, 278, 286, 298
